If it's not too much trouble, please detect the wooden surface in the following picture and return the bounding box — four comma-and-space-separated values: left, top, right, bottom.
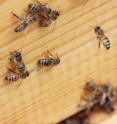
0, 0, 117, 124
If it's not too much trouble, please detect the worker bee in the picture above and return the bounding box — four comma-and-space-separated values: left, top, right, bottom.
99, 84, 114, 112
91, 25, 111, 50
37, 50, 60, 67
4, 64, 29, 82
12, 12, 36, 32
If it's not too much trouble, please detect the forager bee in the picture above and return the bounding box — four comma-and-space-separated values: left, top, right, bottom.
12, 12, 36, 32
4, 63, 29, 82
27, 1, 60, 27
37, 50, 60, 67
91, 25, 111, 50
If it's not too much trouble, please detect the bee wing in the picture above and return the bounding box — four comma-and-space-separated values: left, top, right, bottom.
100, 93, 107, 106
39, 16, 51, 27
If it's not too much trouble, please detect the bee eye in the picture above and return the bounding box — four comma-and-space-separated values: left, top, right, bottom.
29, 4, 32, 9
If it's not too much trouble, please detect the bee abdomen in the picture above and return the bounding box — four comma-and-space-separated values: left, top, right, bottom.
15, 23, 27, 32
31, 4, 41, 13
37, 59, 52, 66
103, 39, 111, 50
5, 74, 17, 82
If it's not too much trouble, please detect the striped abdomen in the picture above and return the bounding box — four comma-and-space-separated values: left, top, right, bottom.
4, 74, 19, 82
37, 59, 52, 67
29, 3, 41, 13
15, 22, 27, 32
101, 37, 111, 50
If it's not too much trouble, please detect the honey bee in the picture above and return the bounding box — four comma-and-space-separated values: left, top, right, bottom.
27, 1, 60, 27
91, 25, 111, 50
37, 50, 60, 67
12, 12, 36, 32
99, 84, 114, 112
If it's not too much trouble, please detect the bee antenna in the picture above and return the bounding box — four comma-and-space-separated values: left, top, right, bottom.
89, 25, 95, 29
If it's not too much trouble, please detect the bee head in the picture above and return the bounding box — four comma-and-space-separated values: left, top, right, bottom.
95, 26, 101, 32
14, 51, 22, 62
51, 10, 60, 20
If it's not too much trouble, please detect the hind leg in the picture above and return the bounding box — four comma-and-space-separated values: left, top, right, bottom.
11, 12, 24, 20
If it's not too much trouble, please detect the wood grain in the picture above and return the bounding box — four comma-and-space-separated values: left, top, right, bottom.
0, 0, 116, 124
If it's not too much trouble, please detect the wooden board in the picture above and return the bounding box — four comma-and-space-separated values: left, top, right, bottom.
0, 0, 117, 124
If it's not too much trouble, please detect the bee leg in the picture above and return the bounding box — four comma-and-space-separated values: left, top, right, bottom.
99, 41, 101, 49
11, 12, 24, 20
7, 67, 18, 74
97, 36, 101, 49
17, 79, 23, 88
